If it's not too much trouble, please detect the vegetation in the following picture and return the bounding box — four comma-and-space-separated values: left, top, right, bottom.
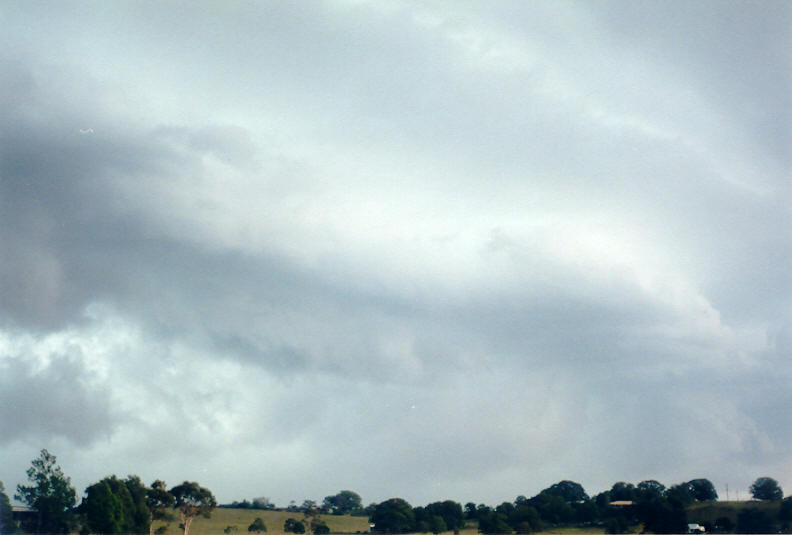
170, 482, 216, 535
15, 450, 77, 534
750, 477, 783, 501
7, 449, 792, 535
1, 480, 19, 534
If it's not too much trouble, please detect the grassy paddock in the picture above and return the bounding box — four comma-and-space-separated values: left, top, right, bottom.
153, 509, 370, 535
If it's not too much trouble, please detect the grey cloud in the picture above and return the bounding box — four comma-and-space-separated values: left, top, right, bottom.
0, 349, 117, 446
0, 1, 790, 505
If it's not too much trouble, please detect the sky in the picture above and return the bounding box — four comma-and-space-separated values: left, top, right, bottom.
1, 0, 790, 508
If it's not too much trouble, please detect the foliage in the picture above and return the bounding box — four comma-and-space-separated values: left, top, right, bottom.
224, 526, 239, 534
248, 517, 266, 532
666, 483, 694, 508
1, 480, 19, 535
736, 508, 775, 534
82, 479, 126, 534
284, 518, 305, 533
170, 481, 216, 535
148, 480, 176, 533
15, 449, 77, 534
687, 479, 718, 502
323, 491, 363, 516
370, 498, 415, 533
608, 483, 636, 502
540, 481, 589, 503
749, 477, 783, 501
636, 480, 666, 501
477, 509, 512, 534
311, 518, 330, 534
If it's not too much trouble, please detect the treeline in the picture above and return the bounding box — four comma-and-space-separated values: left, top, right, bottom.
3, 449, 792, 535
2, 450, 215, 535
365, 479, 791, 534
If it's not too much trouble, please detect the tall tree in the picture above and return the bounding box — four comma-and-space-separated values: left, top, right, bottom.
124, 476, 152, 534
15, 449, 77, 534
1, 480, 19, 535
749, 477, 783, 501
82, 480, 126, 534
170, 482, 216, 535
147, 480, 176, 535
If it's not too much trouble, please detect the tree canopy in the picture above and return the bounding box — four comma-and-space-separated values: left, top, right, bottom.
322, 490, 363, 515
750, 477, 783, 501
170, 481, 216, 535
15, 449, 77, 534
370, 498, 415, 533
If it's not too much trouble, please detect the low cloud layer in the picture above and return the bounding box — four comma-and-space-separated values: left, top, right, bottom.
1, 1, 790, 506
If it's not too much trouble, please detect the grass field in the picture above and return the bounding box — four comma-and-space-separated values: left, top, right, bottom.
152, 509, 370, 535
151, 511, 611, 535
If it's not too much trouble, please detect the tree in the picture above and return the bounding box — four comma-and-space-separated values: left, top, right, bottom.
311, 519, 330, 535
124, 476, 152, 533
16, 449, 77, 534
284, 518, 305, 534
82, 479, 126, 534
147, 480, 176, 535
170, 482, 216, 535
323, 491, 363, 516
370, 499, 415, 533
608, 482, 636, 502
749, 477, 783, 501
687, 479, 718, 502
540, 481, 589, 503
1, 481, 19, 535
423, 501, 464, 533
477, 510, 511, 534
248, 518, 267, 533
636, 480, 666, 501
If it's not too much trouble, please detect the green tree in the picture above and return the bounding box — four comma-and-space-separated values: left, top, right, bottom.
147, 480, 176, 535
15, 449, 77, 534
124, 476, 152, 533
82, 479, 126, 534
370, 499, 415, 533
608, 482, 636, 502
429, 516, 446, 535
687, 479, 718, 502
423, 501, 464, 532
1, 481, 19, 535
749, 477, 783, 500
323, 491, 363, 516
311, 519, 329, 535
170, 482, 216, 535
477, 510, 512, 534
540, 481, 589, 503
284, 518, 305, 534
636, 480, 666, 501
248, 518, 267, 533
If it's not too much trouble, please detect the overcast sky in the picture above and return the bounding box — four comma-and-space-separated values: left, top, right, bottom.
1, 1, 790, 507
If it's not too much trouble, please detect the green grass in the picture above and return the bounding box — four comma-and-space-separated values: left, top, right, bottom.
153, 509, 370, 535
